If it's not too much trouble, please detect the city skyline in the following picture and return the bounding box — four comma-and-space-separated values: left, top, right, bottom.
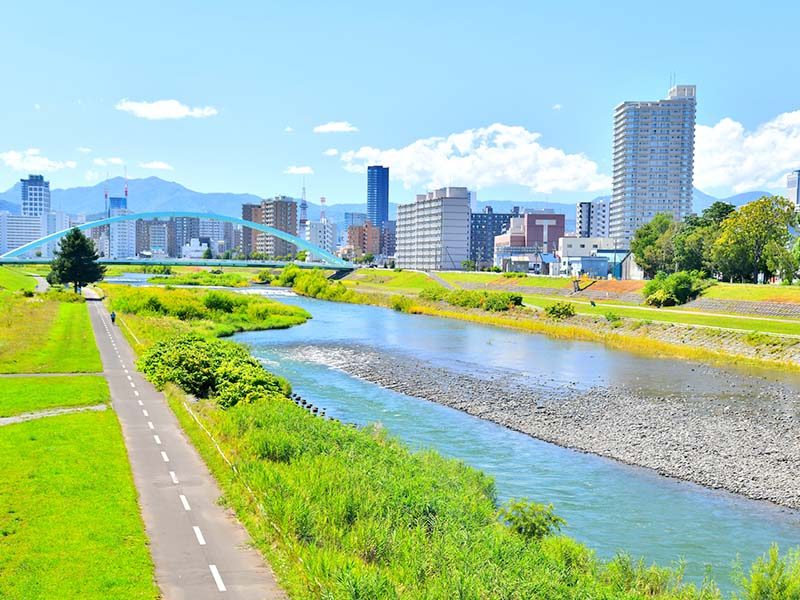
3, 2, 800, 206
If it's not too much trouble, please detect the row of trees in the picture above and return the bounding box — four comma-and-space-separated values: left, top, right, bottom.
631, 196, 799, 283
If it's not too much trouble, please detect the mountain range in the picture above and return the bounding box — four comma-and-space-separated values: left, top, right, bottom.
0, 176, 772, 230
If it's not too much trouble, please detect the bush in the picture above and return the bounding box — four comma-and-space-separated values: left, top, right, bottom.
138, 334, 290, 408
502, 272, 527, 278
418, 287, 447, 302
417, 287, 522, 312
203, 290, 236, 313
390, 295, 413, 312
544, 301, 576, 320
735, 544, 800, 599
605, 311, 622, 323
256, 269, 274, 283
643, 271, 714, 307
499, 499, 566, 541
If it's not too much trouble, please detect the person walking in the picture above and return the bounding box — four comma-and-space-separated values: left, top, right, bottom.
110, 311, 116, 325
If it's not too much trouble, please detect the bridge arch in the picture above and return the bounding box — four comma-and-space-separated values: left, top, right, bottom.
0, 210, 349, 267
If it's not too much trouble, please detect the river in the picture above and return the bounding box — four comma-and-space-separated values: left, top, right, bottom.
233, 291, 800, 589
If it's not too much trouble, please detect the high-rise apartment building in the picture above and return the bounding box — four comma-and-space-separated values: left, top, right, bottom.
108, 196, 136, 259
241, 203, 264, 257
261, 196, 298, 257
470, 206, 519, 268
610, 85, 696, 246
20, 175, 50, 216
396, 187, 470, 271
307, 219, 337, 257
788, 170, 800, 209
347, 221, 381, 257
576, 197, 611, 238
367, 165, 389, 226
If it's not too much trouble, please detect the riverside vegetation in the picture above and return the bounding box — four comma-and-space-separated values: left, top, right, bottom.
103, 281, 800, 599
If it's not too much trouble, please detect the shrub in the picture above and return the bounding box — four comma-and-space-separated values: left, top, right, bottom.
499, 499, 566, 541
643, 270, 714, 307
138, 334, 290, 408
483, 292, 523, 311
735, 544, 800, 599
203, 290, 236, 313
544, 301, 576, 320
502, 272, 527, 278
418, 287, 447, 302
605, 311, 622, 323
256, 269, 274, 283
390, 295, 413, 312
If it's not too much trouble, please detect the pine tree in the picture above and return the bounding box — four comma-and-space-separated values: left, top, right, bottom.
48, 228, 106, 293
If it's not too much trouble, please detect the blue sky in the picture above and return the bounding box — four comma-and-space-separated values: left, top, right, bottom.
2, 1, 799, 206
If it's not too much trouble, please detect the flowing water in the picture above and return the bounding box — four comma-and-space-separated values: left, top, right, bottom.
233, 291, 800, 589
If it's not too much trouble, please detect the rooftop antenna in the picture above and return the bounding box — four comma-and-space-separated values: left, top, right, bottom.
299, 178, 308, 231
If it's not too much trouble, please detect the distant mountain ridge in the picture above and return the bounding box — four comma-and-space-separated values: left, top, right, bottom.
0, 177, 776, 224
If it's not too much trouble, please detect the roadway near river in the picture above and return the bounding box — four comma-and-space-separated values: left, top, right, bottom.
85, 290, 285, 599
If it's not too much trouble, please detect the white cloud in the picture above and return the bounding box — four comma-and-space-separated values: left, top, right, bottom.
339, 123, 611, 193
93, 157, 124, 166
115, 99, 218, 120
695, 110, 800, 193
139, 160, 174, 171
552, 104, 562, 111
85, 170, 102, 182
323, 148, 339, 156
313, 121, 359, 133
284, 126, 294, 133
0, 148, 77, 172
284, 165, 314, 175
77, 146, 92, 154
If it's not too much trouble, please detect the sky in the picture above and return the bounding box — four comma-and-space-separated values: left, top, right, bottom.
1, 1, 800, 206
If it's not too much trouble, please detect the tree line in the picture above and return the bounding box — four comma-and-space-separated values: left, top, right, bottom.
631, 196, 799, 284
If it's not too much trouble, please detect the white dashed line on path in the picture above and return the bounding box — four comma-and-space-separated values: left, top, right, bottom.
192, 526, 206, 546
154, 435, 161, 445
169, 471, 179, 484
138, 400, 144, 406
180, 495, 191, 511
129, 381, 136, 389
147, 421, 154, 430
160, 451, 169, 463
142, 409, 149, 417
134, 390, 140, 397
209, 565, 226, 592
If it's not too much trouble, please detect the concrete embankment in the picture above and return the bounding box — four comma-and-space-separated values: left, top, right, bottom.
285, 343, 800, 510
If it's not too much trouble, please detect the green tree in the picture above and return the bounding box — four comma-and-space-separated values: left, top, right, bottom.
711, 196, 797, 283
461, 259, 476, 271
630, 213, 676, 277
295, 250, 308, 262
48, 228, 106, 293
202, 247, 213, 259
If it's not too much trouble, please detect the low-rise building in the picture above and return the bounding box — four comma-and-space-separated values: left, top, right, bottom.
396, 187, 470, 270
493, 211, 565, 273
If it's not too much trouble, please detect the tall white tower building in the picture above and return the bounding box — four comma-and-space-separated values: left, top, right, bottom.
787, 170, 800, 209
610, 85, 696, 246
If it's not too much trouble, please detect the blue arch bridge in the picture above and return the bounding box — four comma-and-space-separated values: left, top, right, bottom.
0, 211, 353, 271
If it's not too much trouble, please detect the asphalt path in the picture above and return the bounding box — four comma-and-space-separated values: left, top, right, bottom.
86, 295, 285, 599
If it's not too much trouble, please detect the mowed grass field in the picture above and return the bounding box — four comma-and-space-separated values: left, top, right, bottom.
437, 270, 574, 289
0, 266, 36, 291
521, 294, 800, 336
0, 375, 110, 417
0, 296, 102, 373
344, 269, 443, 294
702, 282, 800, 303
0, 410, 158, 599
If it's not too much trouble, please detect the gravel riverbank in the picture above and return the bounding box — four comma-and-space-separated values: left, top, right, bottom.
284, 343, 800, 510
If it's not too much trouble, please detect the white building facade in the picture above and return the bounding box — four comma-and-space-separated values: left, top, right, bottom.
0, 212, 46, 256
610, 85, 696, 247
396, 187, 470, 270
788, 170, 800, 209
109, 208, 136, 259
306, 219, 337, 258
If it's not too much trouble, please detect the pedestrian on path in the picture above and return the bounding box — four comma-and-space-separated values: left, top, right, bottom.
110, 311, 116, 325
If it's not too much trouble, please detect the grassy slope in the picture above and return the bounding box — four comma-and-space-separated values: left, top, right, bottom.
0, 375, 109, 417
345, 269, 443, 294
702, 283, 800, 303
438, 271, 573, 289
521, 294, 800, 336
0, 410, 158, 599
0, 301, 102, 373
0, 266, 36, 291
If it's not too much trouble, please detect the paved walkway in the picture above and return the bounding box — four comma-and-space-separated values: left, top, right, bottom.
85, 294, 285, 599
32, 275, 50, 293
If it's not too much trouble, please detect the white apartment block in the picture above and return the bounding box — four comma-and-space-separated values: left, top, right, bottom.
0, 212, 46, 255
610, 85, 696, 246
109, 208, 136, 259
21, 175, 51, 216
396, 187, 470, 270
306, 219, 337, 257
788, 170, 800, 209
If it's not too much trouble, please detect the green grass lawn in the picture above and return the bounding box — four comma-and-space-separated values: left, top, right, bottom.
345, 269, 442, 294
701, 282, 800, 303
522, 294, 800, 336
0, 375, 109, 417
0, 410, 158, 599
0, 300, 102, 373
0, 266, 36, 291
438, 271, 573, 289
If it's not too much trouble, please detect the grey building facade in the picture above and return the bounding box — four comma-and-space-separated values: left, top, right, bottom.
469, 206, 519, 268
21, 174, 50, 216
610, 85, 696, 246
